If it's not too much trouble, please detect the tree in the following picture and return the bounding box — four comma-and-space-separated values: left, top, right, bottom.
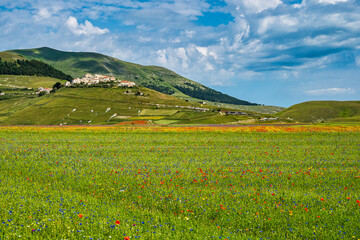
52, 82, 62, 90
0, 59, 73, 80
38, 91, 46, 97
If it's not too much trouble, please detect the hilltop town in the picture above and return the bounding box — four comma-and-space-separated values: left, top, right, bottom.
66, 73, 136, 87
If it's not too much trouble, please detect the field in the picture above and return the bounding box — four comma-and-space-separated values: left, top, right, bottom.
0, 125, 360, 239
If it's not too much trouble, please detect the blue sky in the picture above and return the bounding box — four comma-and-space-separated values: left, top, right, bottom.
0, 0, 359, 107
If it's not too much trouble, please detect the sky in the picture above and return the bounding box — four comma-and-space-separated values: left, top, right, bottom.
0, 0, 359, 107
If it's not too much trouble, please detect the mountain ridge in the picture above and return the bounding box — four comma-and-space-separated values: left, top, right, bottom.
5, 47, 257, 106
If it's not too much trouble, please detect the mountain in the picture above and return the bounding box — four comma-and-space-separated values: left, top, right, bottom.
5, 47, 257, 106
278, 101, 360, 123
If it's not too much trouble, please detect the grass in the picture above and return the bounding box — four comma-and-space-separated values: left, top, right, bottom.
0, 87, 192, 125
278, 101, 360, 123
0, 75, 66, 89
0, 125, 359, 239
0, 96, 43, 120
200, 101, 285, 114
0, 52, 24, 62
139, 109, 179, 116
0, 85, 273, 125
130, 116, 165, 120
153, 119, 179, 124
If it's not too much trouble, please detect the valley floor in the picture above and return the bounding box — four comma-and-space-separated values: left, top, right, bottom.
0, 126, 359, 239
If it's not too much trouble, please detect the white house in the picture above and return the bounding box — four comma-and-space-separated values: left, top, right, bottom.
97, 75, 110, 82
71, 78, 82, 84
37, 87, 52, 94
118, 80, 136, 87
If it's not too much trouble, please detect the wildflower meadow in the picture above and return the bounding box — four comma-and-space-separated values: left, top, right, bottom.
0, 125, 359, 239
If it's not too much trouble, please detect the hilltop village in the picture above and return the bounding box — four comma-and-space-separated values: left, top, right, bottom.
35, 73, 136, 95
65, 73, 136, 87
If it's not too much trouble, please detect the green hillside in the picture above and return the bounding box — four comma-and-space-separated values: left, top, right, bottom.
0, 51, 72, 81
0, 52, 24, 62
278, 101, 360, 123
0, 75, 66, 89
0, 65, 271, 126
6, 47, 257, 106
0, 85, 261, 125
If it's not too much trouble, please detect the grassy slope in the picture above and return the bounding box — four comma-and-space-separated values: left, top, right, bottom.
0, 71, 269, 125
0, 86, 185, 125
0, 75, 67, 124
278, 101, 360, 122
6, 47, 257, 106
204, 101, 285, 114
0, 51, 24, 61
0, 86, 263, 125
0, 75, 66, 89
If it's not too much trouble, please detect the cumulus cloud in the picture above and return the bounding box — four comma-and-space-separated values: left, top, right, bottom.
227, 0, 282, 13
317, 0, 351, 4
35, 8, 51, 20
1, 0, 360, 106
244, 0, 282, 13
304, 88, 356, 96
258, 14, 298, 34
66, 16, 109, 35
196, 46, 208, 56
161, 0, 207, 17
156, 49, 168, 66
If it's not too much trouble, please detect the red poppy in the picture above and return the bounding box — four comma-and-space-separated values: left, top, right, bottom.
124, 237, 130, 240
79, 214, 83, 218
116, 220, 120, 225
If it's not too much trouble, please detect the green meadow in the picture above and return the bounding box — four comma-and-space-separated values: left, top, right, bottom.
0, 126, 359, 239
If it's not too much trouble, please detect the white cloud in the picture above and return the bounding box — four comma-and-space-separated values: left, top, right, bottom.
160, 0, 208, 17
196, 46, 208, 56
171, 38, 181, 43
304, 88, 355, 95
228, 0, 282, 13
175, 48, 189, 69
138, 36, 151, 42
317, 0, 350, 4
156, 49, 168, 66
293, 3, 305, 8
303, 35, 334, 46
258, 15, 299, 34
36, 8, 51, 19
66, 16, 109, 35
204, 62, 215, 71
184, 30, 195, 38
